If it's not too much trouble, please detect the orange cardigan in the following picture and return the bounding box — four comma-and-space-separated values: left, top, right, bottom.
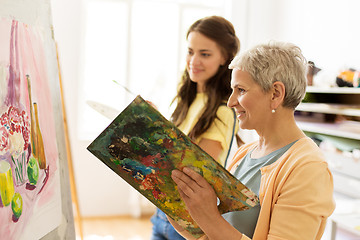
227, 137, 335, 240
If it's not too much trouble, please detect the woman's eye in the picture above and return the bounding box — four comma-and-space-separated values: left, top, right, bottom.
238, 88, 245, 94
201, 53, 210, 57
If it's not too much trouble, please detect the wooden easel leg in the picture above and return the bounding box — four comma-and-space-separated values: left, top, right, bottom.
56, 43, 84, 240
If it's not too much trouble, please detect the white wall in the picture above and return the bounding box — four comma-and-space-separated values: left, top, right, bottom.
51, 0, 137, 217
51, 0, 360, 217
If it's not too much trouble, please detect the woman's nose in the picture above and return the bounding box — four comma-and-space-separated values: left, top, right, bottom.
227, 92, 235, 108
189, 54, 200, 66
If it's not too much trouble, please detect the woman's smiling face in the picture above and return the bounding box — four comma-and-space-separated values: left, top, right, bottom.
186, 31, 225, 92
227, 69, 272, 130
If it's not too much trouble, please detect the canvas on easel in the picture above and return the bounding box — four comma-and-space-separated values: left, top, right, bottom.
87, 95, 259, 238
0, 0, 73, 239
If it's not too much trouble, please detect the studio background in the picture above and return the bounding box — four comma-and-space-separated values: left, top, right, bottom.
50, 0, 360, 218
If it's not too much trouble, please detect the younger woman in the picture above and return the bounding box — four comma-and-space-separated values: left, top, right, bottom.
150, 15, 241, 240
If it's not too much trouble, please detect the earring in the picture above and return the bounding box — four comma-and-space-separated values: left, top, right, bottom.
271, 109, 276, 113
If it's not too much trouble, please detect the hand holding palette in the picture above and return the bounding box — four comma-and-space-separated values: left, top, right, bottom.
87, 95, 259, 238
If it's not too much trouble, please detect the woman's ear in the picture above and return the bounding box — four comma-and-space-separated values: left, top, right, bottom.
220, 55, 227, 66
271, 81, 285, 109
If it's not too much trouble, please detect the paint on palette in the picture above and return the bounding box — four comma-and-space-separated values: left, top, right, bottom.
87, 95, 259, 238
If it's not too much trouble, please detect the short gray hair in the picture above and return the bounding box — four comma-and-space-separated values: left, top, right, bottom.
229, 41, 307, 109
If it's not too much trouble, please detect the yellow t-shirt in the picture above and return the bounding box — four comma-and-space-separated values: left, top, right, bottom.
177, 93, 238, 166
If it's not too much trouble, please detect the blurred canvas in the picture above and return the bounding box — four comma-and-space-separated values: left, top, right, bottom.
0, 6, 62, 240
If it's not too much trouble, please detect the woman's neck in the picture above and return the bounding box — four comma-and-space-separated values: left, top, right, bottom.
253, 112, 306, 158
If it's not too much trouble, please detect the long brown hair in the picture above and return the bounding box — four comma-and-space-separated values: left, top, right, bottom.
171, 16, 240, 140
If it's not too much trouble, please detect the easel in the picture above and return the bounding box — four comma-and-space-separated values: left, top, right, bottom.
56, 44, 84, 239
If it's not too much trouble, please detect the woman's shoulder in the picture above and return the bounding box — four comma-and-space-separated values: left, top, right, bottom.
289, 137, 324, 159
216, 103, 235, 118
218, 102, 233, 111
280, 137, 327, 169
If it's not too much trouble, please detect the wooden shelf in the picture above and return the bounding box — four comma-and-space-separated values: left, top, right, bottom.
306, 86, 360, 94
324, 152, 360, 181
296, 87, 360, 139
296, 103, 360, 117
295, 119, 360, 140
303, 79, 360, 240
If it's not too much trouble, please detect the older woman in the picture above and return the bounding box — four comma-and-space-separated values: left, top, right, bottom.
170, 41, 335, 240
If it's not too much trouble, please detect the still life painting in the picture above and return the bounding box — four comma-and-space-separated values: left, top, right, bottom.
0, 16, 61, 239
87, 95, 259, 238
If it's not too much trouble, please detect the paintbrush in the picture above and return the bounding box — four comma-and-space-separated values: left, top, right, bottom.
112, 80, 137, 97
86, 100, 120, 120
86, 81, 140, 119
113, 80, 158, 109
